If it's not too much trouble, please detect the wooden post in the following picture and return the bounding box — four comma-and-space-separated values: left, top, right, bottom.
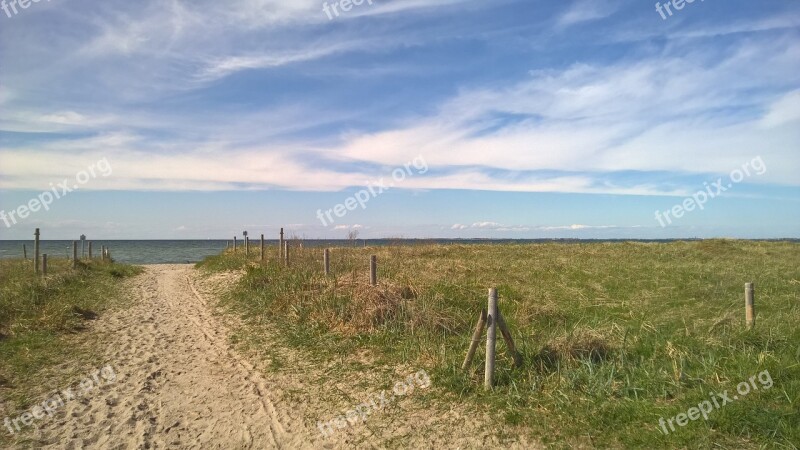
42, 254, 48, 276
233, 237, 237, 252
72, 241, 78, 268
370, 255, 377, 286
88, 242, 93, 259
324, 249, 330, 275
34, 228, 40, 274
462, 308, 487, 370
101, 245, 106, 261
485, 288, 498, 390
497, 310, 523, 368
260, 234, 265, 261
745, 282, 755, 329
284, 241, 289, 266
279, 228, 285, 259
23, 244, 27, 260
245, 236, 250, 256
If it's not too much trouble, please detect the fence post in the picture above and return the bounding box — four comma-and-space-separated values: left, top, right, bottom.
23, 244, 27, 260
485, 288, 498, 390
73, 241, 78, 268
284, 241, 289, 266
245, 236, 250, 256
34, 228, 40, 274
42, 254, 48, 276
370, 255, 377, 286
279, 228, 285, 259
745, 283, 755, 329
462, 308, 487, 370
324, 249, 330, 275
233, 236, 237, 252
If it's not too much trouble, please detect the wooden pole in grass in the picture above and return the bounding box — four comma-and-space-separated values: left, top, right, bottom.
260, 234, 265, 261
34, 228, 40, 274
23, 244, 27, 260
497, 310, 523, 368
245, 236, 250, 256
370, 255, 377, 286
745, 282, 755, 329
324, 249, 330, 275
42, 254, 47, 276
284, 241, 289, 266
462, 308, 487, 370
279, 228, 285, 259
72, 241, 78, 268
233, 236, 237, 252
485, 288, 498, 390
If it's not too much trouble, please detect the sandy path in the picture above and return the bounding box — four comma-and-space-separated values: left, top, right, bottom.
33, 264, 316, 449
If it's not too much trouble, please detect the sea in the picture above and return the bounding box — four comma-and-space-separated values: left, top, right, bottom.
0, 239, 796, 265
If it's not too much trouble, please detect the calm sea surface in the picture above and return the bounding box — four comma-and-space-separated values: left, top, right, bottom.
0, 239, 795, 265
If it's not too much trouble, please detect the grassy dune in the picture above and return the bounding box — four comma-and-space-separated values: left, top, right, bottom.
200, 240, 799, 448
0, 258, 141, 419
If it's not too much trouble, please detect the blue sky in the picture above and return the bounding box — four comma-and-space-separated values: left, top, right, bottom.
0, 0, 798, 239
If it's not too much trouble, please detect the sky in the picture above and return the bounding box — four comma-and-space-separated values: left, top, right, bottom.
0, 0, 798, 240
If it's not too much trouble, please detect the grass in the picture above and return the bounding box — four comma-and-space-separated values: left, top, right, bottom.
0, 256, 141, 442
198, 240, 800, 448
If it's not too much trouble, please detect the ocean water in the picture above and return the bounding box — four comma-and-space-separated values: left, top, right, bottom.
1, 239, 795, 265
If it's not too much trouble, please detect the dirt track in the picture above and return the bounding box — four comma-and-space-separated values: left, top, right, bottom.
27, 264, 534, 449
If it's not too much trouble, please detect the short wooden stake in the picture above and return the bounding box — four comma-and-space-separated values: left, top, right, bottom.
324, 249, 330, 275
485, 288, 498, 390
497, 309, 523, 368
233, 236, 237, 252
284, 242, 289, 266
745, 282, 755, 329
462, 308, 487, 370
72, 241, 78, 268
260, 234, 265, 261
101, 246, 106, 261
42, 254, 48, 276
245, 236, 250, 256
279, 228, 285, 258
34, 228, 40, 274
23, 244, 27, 260
370, 255, 377, 286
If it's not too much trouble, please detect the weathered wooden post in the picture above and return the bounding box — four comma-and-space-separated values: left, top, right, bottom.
485, 288, 498, 390
101, 245, 106, 261
23, 244, 27, 260
42, 254, 48, 276
279, 228, 285, 259
370, 255, 377, 286
462, 308, 487, 370
745, 282, 755, 329
497, 310, 523, 368
88, 242, 93, 259
244, 231, 249, 256
233, 236, 237, 252
34, 228, 40, 274
72, 241, 78, 268
80, 234, 86, 258
324, 249, 330, 275
284, 241, 289, 266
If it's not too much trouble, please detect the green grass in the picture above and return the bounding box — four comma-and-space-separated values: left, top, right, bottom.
198, 240, 800, 448
0, 257, 141, 440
